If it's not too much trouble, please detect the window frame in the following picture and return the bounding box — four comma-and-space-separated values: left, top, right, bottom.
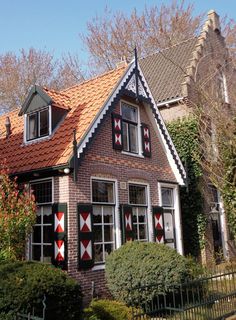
91, 177, 118, 268
128, 182, 149, 242
25, 106, 52, 143
28, 178, 54, 263
120, 100, 143, 157
158, 182, 183, 254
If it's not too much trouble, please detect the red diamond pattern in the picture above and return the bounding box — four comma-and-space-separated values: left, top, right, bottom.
115, 133, 122, 145
125, 212, 132, 231
156, 235, 164, 243
155, 213, 163, 230
144, 141, 150, 152
114, 118, 121, 131
55, 212, 64, 233
80, 212, 91, 232
55, 240, 65, 261
81, 239, 92, 261
144, 127, 149, 138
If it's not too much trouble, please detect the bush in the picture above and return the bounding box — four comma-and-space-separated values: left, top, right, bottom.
83, 299, 134, 320
105, 241, 203, 304
0, 261, 83, 320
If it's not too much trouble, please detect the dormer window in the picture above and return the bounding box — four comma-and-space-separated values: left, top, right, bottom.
27, 107, 50, 141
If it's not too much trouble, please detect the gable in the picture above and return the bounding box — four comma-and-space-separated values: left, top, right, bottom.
26, 93, 49, 113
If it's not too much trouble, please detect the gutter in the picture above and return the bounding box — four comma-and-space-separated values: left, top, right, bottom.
156, 97, 183, 107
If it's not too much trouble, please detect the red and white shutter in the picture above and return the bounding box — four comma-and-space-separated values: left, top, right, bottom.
112, 113, 123, 150
152, 206, 165, 244
53, 203, 67, 269
141, 123, 151, 157
78, 203, 94, 269
120, 204, 134, 243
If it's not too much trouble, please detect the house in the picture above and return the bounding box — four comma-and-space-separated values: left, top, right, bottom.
0, 60, 186, 302
140, 10, 235, 262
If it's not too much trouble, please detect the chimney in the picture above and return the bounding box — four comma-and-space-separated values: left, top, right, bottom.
208, 10, 221, 34
5, 116, 11, 138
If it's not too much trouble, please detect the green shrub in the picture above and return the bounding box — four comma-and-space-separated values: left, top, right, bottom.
0, 261, 83, 320
105, 241, 203, 304
83, 299, 134, 320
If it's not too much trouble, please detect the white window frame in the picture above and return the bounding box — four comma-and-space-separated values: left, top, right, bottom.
28, 177, 54, 262
90, 176, 119, 270
128, 181, 151, 242
158, 182, 183, 255
24, 105, 52, 144
120, 100, 144, 158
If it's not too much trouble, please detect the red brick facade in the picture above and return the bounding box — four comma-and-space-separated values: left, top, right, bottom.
53, 95, 180, 303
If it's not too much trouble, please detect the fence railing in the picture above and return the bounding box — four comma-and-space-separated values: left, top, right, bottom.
129, 268, 236, 319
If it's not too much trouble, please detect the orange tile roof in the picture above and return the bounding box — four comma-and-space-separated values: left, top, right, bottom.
43, 87, 71, 110
0, 66, 126, 175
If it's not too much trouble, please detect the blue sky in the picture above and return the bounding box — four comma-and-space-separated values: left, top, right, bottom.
1, 0, 236, 63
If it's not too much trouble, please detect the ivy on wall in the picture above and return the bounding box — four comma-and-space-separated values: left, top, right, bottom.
167, 116, 206, 257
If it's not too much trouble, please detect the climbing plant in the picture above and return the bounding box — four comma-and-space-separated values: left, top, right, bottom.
167, 116, 206, 257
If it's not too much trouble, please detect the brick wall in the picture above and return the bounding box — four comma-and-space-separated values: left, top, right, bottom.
62, 95, 178, 304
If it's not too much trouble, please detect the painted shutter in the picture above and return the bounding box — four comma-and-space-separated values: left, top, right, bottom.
120, 204, 134, 243
78, 203, 94, 269
152, 206, 165, 244
141, 123, 151, 157
52, 203, 67, 269
112, 113, 123, 150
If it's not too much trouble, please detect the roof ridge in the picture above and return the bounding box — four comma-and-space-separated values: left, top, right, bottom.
61, 65, 127, 93
140, 36, 198, 60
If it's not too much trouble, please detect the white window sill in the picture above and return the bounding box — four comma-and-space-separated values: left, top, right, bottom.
121, 151, 144, 158
92, 264, 105, 271
23, 134, 51, 146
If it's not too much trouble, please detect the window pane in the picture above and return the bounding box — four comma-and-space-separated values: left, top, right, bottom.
161, 188, 174, 207
129, 124, 138, 153
94, 244, 103, 262
104, 243, 113, 257
104, 225, 113, 241
103, 206, 113, 223
94, 225, 102, 242
122, 103, 137, 122
31, 180, 52, 204
40, 109, 49, 137
43, 245, 53, 263
139, 224, 147, 240
43, 225, 53, 243
28, 113, 38, 140
43, 205, 52, 223
129, 185, 147, 205
122, 122, 129, 151
32, 245, 41, 261
92, 181, 114, 203
33, 226, 41, 243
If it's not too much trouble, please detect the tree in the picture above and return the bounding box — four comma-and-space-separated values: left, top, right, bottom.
0, 48, 85, 113
81, 1, 204, 72
82, 1, 236, 74
0, 166, 36, 260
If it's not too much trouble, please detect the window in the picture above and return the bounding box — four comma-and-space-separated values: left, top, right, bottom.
216, 70, 229, 103
30, 179, 53, 262
92, 180, 115, 263
129, 184, 148, 241
121, 102, 139, 153
27, 107, 49, 141
161, 187, 175, 248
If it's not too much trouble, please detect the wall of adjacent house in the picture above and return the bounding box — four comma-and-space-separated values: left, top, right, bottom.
64, 96, 178, 304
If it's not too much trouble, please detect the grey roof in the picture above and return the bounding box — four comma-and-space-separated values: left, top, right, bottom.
140, 37, 198, 103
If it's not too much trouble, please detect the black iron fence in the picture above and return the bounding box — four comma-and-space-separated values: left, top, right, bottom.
14, 295, 46, 320
129, 268, 236, 319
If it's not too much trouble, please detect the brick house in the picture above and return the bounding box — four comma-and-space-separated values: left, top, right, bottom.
140, 10, 234, 262
0, 61, 186, 301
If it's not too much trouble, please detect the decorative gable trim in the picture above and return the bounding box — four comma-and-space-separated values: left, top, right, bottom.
19, 85, 52, 116
75, 61, 186, 185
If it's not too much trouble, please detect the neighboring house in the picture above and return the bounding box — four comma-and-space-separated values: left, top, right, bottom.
140, 10, 234, 262
0, 61, 186, 302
